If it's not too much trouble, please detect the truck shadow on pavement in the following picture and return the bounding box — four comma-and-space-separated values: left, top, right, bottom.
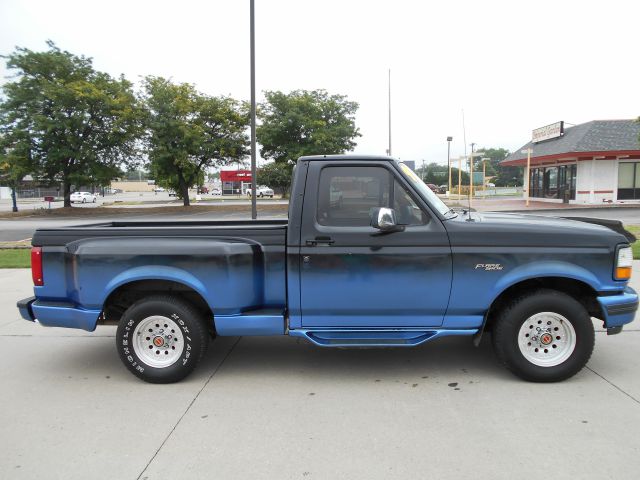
207, 334, 517, 384
47, 334, 517, 385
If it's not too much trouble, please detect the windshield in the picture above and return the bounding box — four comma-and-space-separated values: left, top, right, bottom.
397, 162, 455, 218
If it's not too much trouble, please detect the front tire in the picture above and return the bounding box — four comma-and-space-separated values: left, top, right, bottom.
116, 295, 209, 383
492, 289, 594, 382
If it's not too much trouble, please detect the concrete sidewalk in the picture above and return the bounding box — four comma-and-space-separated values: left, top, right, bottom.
1, 269, 640, 479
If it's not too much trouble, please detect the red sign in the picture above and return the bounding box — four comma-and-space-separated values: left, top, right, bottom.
220, 170, 252, 183
44, 196, 54, 202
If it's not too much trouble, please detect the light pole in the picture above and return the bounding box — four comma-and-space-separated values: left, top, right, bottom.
249, 0, 257, 219
521, 147, 533, 207
446, 136, 453, 196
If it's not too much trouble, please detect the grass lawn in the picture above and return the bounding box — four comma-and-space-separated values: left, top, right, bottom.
0, 249, 31, 268
626, 225, 640, 260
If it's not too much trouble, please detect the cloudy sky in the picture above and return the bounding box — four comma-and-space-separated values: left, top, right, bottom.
1, 0, 638, 166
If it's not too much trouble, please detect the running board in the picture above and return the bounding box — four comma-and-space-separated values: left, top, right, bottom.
288, 329, 478, 347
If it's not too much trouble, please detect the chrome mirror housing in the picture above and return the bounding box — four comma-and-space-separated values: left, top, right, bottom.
371, 207, 402, 232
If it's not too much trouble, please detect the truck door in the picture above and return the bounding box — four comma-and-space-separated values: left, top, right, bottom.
299, 161, 452, 328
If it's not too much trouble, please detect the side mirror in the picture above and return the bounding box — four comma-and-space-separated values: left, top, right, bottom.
370, 207, 404, 232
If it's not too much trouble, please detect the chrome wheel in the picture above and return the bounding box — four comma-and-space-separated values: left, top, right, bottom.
518, 312, 576, 367
133, 315, 184, 368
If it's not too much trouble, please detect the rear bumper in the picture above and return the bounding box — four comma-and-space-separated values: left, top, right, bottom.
17, 296, 36, 321
597, 287, 638, 329
16, 297, 100, 332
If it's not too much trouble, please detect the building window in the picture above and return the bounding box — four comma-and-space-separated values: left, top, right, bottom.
529, 165, 575, 200
617, 162, 640, 200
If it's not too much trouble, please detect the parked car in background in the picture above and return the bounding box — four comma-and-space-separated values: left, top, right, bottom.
70, 192, 97, 204
245, 185, 274, 198
438, 185, 448, 194
153, 187, 165, 193
168, 190, 177, 197
426, 183, 438, 193
211, 187, 222, 195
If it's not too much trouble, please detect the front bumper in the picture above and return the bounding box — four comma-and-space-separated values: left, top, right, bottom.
16, 296, 101, 332
597, 287, 638, 331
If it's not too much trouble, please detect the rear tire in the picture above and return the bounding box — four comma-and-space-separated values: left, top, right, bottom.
492, 289, 594, 382
116, 295, 209, 383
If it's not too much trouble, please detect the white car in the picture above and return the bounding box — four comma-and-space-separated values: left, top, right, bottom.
154, 187, 165, 193
70, 191, 97, 204
245, 185, 274, 198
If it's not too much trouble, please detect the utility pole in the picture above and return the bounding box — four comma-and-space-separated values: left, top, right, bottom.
521, 147, 533, 207
458, 156, 462, 200
447, 136, 453, 196
249, 0, 257, 219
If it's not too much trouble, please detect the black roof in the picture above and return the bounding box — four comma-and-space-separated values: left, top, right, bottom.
503, 119, 640, 163
299, 154, 394, 162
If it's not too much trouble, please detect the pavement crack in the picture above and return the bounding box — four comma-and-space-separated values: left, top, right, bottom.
586, 365, 640, 406
135, 336, 242, 480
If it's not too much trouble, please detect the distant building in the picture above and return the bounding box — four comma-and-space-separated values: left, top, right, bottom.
502, 119, 640, 204
220, 169, 252, 195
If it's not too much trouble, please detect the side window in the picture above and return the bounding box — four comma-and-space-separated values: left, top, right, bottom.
317, 166, 428, 227
317, 166, 391, 226
393, 180, 428, 225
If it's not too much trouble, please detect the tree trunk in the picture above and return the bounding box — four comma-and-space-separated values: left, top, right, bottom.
179, 177, 190, 207
63, 181, 72, 208
11, 186, 18, 213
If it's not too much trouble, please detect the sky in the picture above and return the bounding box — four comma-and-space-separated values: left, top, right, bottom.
1, 0, 639, 167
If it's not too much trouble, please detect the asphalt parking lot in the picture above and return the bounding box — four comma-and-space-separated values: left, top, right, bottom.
1, 269, 640, 480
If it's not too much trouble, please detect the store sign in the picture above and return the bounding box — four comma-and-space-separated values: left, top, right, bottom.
532, 121, 564, 143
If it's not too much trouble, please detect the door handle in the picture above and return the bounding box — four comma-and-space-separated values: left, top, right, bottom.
306, 236, 335, 246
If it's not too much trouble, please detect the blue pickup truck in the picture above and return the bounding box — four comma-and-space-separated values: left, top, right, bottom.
18, 155, 638, 383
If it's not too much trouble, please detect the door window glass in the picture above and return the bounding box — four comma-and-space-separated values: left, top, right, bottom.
317, 166, 391, 226
317, 166, 427, 227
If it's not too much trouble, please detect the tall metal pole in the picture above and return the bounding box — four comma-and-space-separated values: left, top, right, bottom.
250, 0, 257, 219
446, 136, 452, 196
388, 68, 392, 157
526, 148, 531, 207
458, 157, 462, 200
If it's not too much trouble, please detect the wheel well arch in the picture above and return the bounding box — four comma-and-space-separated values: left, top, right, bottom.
100, 279, 214, 331
484, 276, 603, 331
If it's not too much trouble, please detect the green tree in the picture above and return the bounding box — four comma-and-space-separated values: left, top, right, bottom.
475, 147, 521, 187
0, 133, 33, 211
142, 77, 249, 206
257, 161, 293, 197
257, 89, 360, 191
0, 42, 142, 207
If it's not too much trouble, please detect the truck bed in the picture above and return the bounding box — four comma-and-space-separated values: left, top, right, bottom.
31, 219, 289, 246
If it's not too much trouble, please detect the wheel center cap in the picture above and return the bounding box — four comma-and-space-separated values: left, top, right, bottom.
153, 336, 165, 347
540, 333, 553, 345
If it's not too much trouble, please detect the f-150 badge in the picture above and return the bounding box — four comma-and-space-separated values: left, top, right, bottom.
475, 263, 504, 271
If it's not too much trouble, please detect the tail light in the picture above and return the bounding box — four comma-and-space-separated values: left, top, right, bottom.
31, 247, 43, 286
